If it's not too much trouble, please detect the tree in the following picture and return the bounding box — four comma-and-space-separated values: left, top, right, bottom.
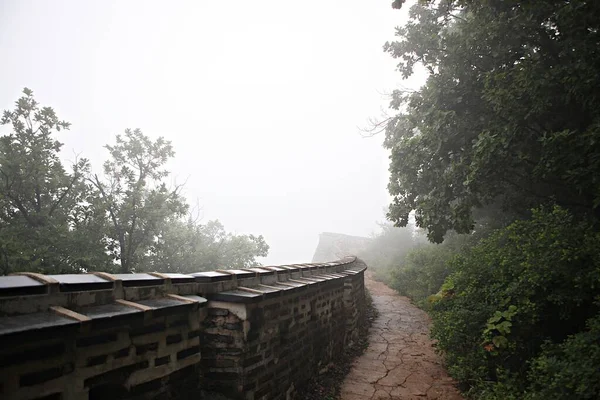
0, 88, 109, 274
89, 129, 188, 273
384, 0, 600, 242
0, 90, 271, 275
196, 220, 269, 270
148, 218, 269, 273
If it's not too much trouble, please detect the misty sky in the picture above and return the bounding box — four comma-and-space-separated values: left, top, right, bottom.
0, 0, 424, 265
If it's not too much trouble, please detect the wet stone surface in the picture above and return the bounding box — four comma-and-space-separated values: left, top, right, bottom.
340, 274, 463, 400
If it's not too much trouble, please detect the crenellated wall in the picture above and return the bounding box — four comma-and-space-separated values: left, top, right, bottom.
0, 257, 367, 400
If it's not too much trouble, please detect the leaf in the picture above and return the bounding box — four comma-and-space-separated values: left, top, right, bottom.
492, 335, 509, 348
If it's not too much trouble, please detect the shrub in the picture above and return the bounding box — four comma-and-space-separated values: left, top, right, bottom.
385, 230, 482, 306
388, 244, 456, 305
430, 206, 600, 398
525, 312, 600, 400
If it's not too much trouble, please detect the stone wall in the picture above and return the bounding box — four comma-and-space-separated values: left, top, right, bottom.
0, 257, 367, 400
311, 232, 371, 263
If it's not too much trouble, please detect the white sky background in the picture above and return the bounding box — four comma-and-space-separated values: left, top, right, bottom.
0, 0, 424, 265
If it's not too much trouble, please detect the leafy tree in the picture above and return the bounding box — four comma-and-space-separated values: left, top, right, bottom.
193, 220, 268, 270
0, 88, 109, 274
148, 219, 269, 273
384, 0, 600, 242
0, 90, 271, 275
89, 129, 188, 273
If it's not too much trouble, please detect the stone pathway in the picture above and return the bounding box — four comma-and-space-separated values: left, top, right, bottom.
340, 274, 463, 400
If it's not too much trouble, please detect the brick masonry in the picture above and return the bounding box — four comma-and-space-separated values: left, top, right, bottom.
0, 257, 367, 400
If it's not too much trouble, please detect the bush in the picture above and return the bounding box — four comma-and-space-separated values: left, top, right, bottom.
430, 206, 600, 398
383, 230, 482, 306
388, 244, 455, 305
525, 312, 600, 400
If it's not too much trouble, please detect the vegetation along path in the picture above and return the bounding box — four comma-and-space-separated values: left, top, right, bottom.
341, 274, 462, 400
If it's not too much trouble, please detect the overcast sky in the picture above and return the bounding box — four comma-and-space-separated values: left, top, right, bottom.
0, 0, 424, 265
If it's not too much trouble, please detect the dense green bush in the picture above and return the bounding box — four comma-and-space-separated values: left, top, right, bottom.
366, 228, 483, 306
387, 243, 456, 305
525, 312, 600, 399
429, 207, 600, 399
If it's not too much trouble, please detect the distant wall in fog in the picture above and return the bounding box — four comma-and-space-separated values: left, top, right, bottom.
312, 232, 371, 263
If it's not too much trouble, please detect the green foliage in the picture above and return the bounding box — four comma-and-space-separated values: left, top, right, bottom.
482, 305, 517, 350
0, 88, 111, 273
364, 220, 489, 306
388, 243, 454, 305
89, 129, 189, 272
359, 222, 452, 305
0, 89, 269, 275
384, 0, 600, 242
429, 207, 600, 398
382, 2, 600, 398
525, 312, 600, 400
390, 230, 488, 306
148, 219, 269, 273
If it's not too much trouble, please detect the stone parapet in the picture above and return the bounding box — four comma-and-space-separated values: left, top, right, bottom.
0, 257, 367, 400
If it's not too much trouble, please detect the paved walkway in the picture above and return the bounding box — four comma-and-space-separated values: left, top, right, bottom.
340, 274, 463, 400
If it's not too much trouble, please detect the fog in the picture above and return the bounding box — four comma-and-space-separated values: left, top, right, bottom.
0, 0, 424, 265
